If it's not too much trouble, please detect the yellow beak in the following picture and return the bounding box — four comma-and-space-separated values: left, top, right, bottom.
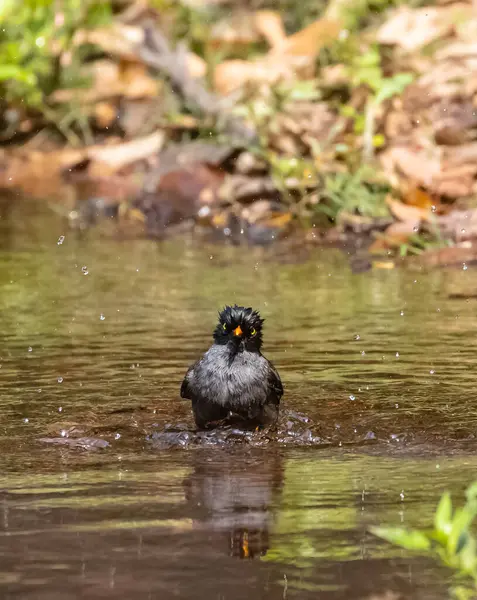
233, 325, 243, 337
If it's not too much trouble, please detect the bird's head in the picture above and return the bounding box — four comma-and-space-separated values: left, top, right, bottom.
213, 305, 264, 352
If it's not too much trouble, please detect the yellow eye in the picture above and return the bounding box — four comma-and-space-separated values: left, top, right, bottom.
250, 327, 257, 336
222, 323, 227, 331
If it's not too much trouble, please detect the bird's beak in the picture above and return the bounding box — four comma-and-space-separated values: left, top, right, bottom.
233, 325, 243, 337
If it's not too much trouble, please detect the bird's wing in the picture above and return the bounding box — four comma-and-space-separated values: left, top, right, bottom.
267, 362, 283, 404
180, 364, 195, 400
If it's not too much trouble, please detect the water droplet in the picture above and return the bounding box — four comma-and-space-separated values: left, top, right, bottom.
115, 433, 121, 440
209, 255, 213, 260
412, 226, 418, 232
28, 346, 32, 352
349, 394, 356, 401
395, 403, 399, 408
57, 376, 63, 383
60, 429, 67, 437
23, 418, 29, 423
395, 352, 400, 358
429, 369, 435, 375
58, 406, 63, 412
400, 490, 405, 500
400, 310, 404, 316
354, 334, 360, 340
461, 229, 466, 234
240, 228, 244, 235
463, 263, 468, 271
81, 266, 89, 275
57, 235, 65, 245
99, 314, 105, 321
361, 350, 366, 356
431, 205, 436, 213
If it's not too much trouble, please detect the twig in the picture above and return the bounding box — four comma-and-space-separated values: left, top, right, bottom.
362, 99, 375, 163
139, 21, 257, 144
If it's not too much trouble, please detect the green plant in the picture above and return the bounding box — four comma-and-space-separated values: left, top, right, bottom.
346, 46, 413, 161
372, 482, 477, 599
0, 0, 111, 136
315, 167, 391, 222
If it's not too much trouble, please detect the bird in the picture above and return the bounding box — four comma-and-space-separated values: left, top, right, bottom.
180, 305, 283, 430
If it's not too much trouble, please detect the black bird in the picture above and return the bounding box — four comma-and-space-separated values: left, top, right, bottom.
180, 305, 283, 429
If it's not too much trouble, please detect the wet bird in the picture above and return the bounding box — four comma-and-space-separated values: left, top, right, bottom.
180, 305, 283, 429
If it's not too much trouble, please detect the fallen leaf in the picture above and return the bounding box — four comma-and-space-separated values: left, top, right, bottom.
214, 17, 341, 95
380, 145, 442, 189
134, 163, 225, 235
377, 4, 471, 52
262, 212, 293, 229
402, 187, 434, 210
186, 52, 207, 79
74, 24, 144, 61
87, 131, 165, 173
50, 59, 159, 104
254, 11, 287, 49
386, 196, 430, 221
271, 18, 341, 57
369, 220, 418, 252
373, 261, 396, 269
410, 244, 477, 268
94, 101, 117, 129
118, 60, 160, 98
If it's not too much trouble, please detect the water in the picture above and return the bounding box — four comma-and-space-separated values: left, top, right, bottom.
1, 197, 477, 598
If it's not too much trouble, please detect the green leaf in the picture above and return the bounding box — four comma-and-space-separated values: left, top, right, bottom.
0, 0, 15, 23
465, 482, 477, 500
372, 134, 386, 148
374, 73, 413, 105
0, 65, 36, 85
435, 492, 453, 536
459, 534, 477, 573
370, 527, 431, 551
449, 503, 477, 555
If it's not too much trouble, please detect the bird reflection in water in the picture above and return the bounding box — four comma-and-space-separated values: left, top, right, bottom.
183, 449, 284, 559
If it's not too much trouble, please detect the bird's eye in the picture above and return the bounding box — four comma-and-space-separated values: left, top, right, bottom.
222, 323, 227, 331
250, 327, 257, 336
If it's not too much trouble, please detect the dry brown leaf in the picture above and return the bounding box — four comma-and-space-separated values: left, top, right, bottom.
254, 11, 287, 49
369, 220, 418, 252
377, 4, 472, 52
386, 196, 430, 221
271, 18, 341, 57
372, 261, 396, 269
380, 145, 442, 189
403, 187, 434, 210
87, 131, 165, 173
186, 52, 207, 79
118, 60, 159, 98
50, 59, 159, 104
262, 212, 293, 229
74, 24, 144, 60
214, 17, 341, 95
411, 243, 477, 268
94, 102, 117, 128
209, 13, 263, 51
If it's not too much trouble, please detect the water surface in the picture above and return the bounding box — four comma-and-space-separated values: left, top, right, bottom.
0, 197, 476, 599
